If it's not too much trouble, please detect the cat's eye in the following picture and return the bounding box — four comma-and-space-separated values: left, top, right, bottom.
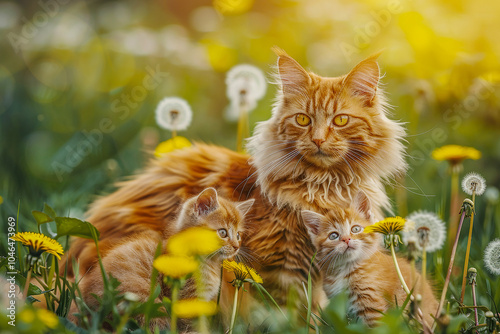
296, 113, 311, 126
333, 114, 349, 127
218, 229, 228, 238
236, 232, 240, 241
351, 225, 363, 233
328, 232, 339, 240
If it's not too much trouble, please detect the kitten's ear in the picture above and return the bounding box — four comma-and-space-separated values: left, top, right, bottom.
353, 191, 372, 221
236, 198, 255, 217
195, 187, 219, 216
344, 53, 381, 105
301, 210, 325, 236
273, 47, 309, 96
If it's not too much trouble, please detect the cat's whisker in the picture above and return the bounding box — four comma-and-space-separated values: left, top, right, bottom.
235, 143, 298, 197
250, 140, 298, 155
346, 149, 432, 199
402, 173, 434, 199
325, 254, 342, 276
238, 246, 261, 263
205, 248, 223, 263
235, 252, 250, 264
242, 148, 300, 198
319, 249, 339, 272
348, 140, 401, 159
269, 150, 300, 180
340, 156, 355, 182
235, 247, 260, 265
256, 149, 298, 180
345, 150, 384, 177
291, 153, 306, 183
345, 152, 378, 177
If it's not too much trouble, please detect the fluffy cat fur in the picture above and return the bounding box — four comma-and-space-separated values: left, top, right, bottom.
76, 188, 254, 330
301, 192, 438, 326
65, 49, 406, 309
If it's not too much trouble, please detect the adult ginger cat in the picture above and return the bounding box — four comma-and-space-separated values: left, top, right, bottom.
301, 193, 438, 326
77, 188, 254, 330
66, 49, 406, 308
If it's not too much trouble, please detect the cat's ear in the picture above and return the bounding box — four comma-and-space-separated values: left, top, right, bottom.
236, 198, 255, 217
301, 210, 325, 237
195, 187, 219, 216
344, 53, 381, 105
273, 47, 309, 96
353, 191, 372, 221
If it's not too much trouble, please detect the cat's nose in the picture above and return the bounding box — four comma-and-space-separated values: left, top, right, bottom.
342, 237, 351, 245
312, 138, 325, 148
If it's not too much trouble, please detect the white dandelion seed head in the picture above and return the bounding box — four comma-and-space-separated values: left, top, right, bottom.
403, 211, 446, 253
485, 187, 499, 204
406, 235, 418, 246
224, 99, 258, 122
404, 219, 415, 233
155, 97, 193, 131
484, 239, 500, 275
225, 64, 267, 114
461, 172, 486, 196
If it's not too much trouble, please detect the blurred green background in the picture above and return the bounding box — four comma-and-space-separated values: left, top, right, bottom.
1, 0, 499, 238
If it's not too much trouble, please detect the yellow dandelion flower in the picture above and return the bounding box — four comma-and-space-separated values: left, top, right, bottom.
153, 255, 198, 279
11, 232, 64, 260
37, 309, 59, 329
19, 308, 59, 329
364, 217, 406, 235
167, 227, 222, 257
223, 260, 263, 284
213, 0, 254, 15
431, 145, 481, 165
154, 136, 192, 158
19, 308, 35, 323
173, 299, 217, 318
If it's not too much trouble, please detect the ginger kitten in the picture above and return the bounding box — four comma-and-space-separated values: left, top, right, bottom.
301, 193, 438, 326
77, 188, 254, 330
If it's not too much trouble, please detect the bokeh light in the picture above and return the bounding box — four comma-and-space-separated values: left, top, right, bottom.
0, 0, 499, 229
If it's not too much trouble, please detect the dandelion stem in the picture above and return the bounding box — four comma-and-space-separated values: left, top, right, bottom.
390, 235, 431, 331
172, 130, 177, 139
390, 235, 410, 295
236, 103, 249, 153
421, 244, 427, 293
23, 269, 32, 298
460, 191, 476, 303
433, 210, 467, 328
410, 258, 416, 285
447, 168, 460, 256
229, 286, 239, 334
171, 281, 179, 334
471, 279, 479, 329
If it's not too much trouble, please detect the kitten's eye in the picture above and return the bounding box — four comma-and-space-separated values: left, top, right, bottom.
328, 232, 339, 240
218, 229, 228, 238
236, 232, 240, 241
351, 225, 363, 233
333, 114, 349, 127
296, 113, 311, 126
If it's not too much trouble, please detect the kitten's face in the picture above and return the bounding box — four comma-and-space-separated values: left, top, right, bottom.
301, 194, 380, 269
179, 188, 254, 261
273, 52, 394, 169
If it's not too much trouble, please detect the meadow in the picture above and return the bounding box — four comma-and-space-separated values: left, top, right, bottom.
1, 0, 500, 333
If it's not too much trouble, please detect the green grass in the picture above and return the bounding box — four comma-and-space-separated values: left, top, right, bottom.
1, 190, 499, 333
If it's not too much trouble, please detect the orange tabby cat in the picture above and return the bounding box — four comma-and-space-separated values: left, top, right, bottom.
65, 49, 406, 308
77, 188, 254, 330
301, 192, 438, 326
